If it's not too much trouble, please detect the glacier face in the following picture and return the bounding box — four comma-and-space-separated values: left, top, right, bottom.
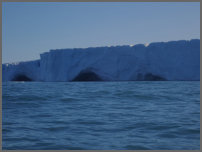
3, 60, 41, 81
2, 39, 200, 81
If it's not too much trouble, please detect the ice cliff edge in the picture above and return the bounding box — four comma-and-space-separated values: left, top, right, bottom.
2, 39, 200, 81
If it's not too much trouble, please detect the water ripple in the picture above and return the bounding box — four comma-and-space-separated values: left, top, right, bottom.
2, 81, 200, 150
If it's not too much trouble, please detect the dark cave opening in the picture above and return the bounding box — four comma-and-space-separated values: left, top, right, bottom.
144, 73, 166, 81
72, 71, 102, 81
11, 74, 33, 81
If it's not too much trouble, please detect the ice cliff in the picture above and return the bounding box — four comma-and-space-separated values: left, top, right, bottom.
2, 39, 200, 81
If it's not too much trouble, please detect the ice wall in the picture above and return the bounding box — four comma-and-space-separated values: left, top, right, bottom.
2, 60, 40, 81
2, 39, 200, 81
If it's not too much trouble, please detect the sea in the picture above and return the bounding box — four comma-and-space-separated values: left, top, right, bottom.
2, 81, 200, 150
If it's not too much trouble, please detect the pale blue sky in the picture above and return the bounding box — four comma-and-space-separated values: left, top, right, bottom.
2, 2, 200, 63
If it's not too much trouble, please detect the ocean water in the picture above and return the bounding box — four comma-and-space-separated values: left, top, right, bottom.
2, 81, 200, 150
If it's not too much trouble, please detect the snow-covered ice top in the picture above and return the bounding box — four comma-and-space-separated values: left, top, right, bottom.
2, 39, 200, 81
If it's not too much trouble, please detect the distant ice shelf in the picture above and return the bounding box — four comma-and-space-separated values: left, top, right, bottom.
2, 39, 200, 81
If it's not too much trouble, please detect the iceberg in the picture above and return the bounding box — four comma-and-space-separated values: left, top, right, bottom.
2, 39, 200, 81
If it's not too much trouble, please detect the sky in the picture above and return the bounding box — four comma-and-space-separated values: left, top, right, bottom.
2, 2, 200, 63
